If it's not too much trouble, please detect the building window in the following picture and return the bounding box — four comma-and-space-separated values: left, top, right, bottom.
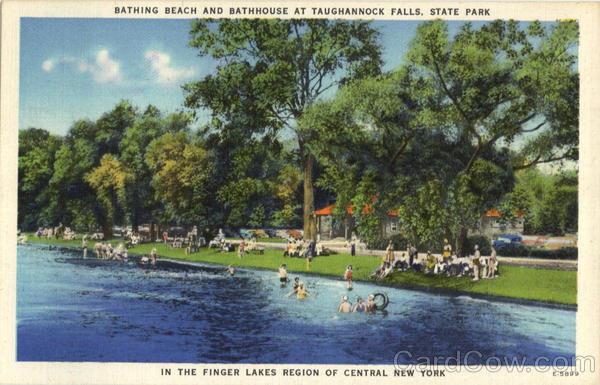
391, 221, 398, 232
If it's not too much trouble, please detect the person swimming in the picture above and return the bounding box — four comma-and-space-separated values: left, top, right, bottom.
288, 282, 312, 299
352, 297, 366, 313
228, 264, 235, 276
365, 294, 376, 314
337, 295, 352, 313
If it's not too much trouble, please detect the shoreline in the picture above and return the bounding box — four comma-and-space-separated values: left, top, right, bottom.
21, 240, 577, 310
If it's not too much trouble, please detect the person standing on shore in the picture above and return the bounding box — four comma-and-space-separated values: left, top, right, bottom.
384, 241, 394, 264
237, 240, 245, 259
485, 246, 497, 279
442, 239, 452, 264
472, 245, 480, 281
407, 243, 417, 266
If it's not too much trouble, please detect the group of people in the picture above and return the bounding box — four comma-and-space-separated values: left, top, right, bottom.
337, 294, 377, 314
283, 238, 323, 258
369, 239, 498, 281
277, 264, 314, 299
278, 263, 383, 315
235, 237, 265, 259
36, 224, 70, 240
89, 236, 130, 261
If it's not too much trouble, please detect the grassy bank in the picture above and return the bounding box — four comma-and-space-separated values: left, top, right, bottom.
23, 234, 577, 305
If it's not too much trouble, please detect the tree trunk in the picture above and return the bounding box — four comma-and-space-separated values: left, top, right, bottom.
102, 214, 113, 240
456, 227, 469, 258
132, 211, 139, 233
301, 149, 316, 241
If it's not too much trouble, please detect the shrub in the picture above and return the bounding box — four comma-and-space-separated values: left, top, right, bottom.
367, 234, 410, 251
464, 235, 491, 256
496, 245, 530, 257
497, 246, 577, 260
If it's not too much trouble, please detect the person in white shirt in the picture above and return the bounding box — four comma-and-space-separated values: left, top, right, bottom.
472, 245, 481, 281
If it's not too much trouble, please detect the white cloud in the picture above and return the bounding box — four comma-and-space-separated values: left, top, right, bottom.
91, 49, 122, 84
42, 49, 122, 84
42, 60, 54, 72
144, 50, 195, 84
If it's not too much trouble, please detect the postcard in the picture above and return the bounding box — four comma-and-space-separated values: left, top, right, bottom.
1, 0, 599, 384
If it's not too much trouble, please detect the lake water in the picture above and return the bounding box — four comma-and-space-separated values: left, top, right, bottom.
17, 244, 575, 364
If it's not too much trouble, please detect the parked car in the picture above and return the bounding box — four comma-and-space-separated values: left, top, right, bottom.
492, 234, 522, 250
286, 229, 303, 240
264, 229, 277, 238
112, 226, 123, 238
168, 226, 187, 238
520, 235, 549, 246
546, 236, 577, 250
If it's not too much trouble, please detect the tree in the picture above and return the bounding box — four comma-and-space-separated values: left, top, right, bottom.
516, 167, 577, 235
145, 132, 213, 225
18, 128, 62, 229
405, 20, 577, 254
119, 105, 192, 231
184, 19, 382, 239
303, 20, 577, 254
86, 154, 132, 238
271, 164, 302, 227
46, 120, 101, 231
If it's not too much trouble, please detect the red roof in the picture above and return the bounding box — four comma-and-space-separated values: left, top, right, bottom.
485, 208, 525, 218
314, 204, 337, 216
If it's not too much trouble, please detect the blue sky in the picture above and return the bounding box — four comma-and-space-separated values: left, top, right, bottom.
18, 18, 439, 135
20, 18, 520, 136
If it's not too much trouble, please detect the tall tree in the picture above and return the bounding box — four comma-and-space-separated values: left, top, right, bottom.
305, 20, 577, 254
87, 154, 132, 237
184, 19, 382, 239
119, 105, 192, 231
18, 128, 62, 229
404, 19, 578, 254
145, 132, 213, 225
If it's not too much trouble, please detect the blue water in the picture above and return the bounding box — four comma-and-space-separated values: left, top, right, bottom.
17, 244, 575, 364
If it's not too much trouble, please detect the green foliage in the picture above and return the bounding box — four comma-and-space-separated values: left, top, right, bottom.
367, 233, 410, 251
271, 204, 301, 228
184, 19, 382, 239
305, 20, 578, 255
464, 235, 491, 256
248, 204, 266, 228
18, 129, 63, 229
145, 132, 213, 224
516, 167, 577, 235
497, 245, 577, 260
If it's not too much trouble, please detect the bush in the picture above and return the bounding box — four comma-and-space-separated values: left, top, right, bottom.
498, 246, 577, 260
367, 234, 410, 251
496, 245, 530, 257
464, 235, 491, 256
